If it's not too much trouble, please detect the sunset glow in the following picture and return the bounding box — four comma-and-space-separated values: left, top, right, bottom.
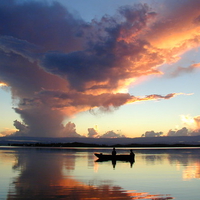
183, 163, 200, 180
181, 115, 195, 126
0, 82, 7, 87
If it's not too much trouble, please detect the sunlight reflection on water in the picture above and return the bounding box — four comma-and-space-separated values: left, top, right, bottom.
0, 147, 200, 199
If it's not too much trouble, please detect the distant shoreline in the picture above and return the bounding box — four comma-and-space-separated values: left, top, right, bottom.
1, 135, 200, 147
2, 142, 200, 148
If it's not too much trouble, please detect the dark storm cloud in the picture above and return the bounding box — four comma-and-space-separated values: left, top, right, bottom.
0, 36, 38, 62
0, 0, 83, 51
40, 4, 157, 91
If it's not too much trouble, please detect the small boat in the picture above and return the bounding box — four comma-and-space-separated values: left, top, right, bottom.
94, 153, 135, 162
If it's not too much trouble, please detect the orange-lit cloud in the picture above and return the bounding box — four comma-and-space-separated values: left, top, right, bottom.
0, 82, 7, 87
0, 128, 17, 137
143, 1, 200, 51
23, 91, 187, 113
181, 115, 200, 132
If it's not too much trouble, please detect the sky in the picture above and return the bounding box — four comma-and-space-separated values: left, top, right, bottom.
1, 0, 200, 138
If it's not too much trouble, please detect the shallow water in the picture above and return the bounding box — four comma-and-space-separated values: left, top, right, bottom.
0, 147, 200, 200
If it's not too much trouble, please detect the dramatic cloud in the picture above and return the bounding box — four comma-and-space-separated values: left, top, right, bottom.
21, 91, 184, 113
0, 0, 200, 137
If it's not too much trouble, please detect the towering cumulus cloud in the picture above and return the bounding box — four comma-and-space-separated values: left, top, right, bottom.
0, 0, 200, 137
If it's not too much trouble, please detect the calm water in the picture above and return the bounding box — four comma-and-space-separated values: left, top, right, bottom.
0, 147, 200, 200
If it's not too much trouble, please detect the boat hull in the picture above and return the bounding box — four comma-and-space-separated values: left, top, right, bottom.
94, 153, 135, 161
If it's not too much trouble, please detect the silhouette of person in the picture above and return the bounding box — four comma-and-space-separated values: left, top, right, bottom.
130, 149, 134, 157
112, 147, 116, 156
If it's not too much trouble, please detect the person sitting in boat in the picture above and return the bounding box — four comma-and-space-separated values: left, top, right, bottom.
130, 149, 134, 157
112, 147, 116, 156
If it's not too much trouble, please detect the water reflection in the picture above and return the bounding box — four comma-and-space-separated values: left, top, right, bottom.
95, 159, 134, 169
136, 149, 200, 164
137, 148, 200, 181
183, 163, 200, 180
4, 149, 169, 199
2, 147, 200, 199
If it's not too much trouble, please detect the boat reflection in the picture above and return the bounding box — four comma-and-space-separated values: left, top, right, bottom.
95, 158, 135, 169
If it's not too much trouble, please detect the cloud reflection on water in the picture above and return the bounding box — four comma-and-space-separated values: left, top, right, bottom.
3, 148, 200, 199
136, 148, 200, 182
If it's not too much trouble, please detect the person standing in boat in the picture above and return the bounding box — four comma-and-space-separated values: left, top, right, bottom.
112, 147, 116, 156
